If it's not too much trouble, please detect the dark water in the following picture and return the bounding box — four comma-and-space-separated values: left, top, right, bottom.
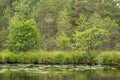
0, 65, 119, 80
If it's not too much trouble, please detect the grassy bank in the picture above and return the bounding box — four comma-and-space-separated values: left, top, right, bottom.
0, 50, 119, 66
97, 51, 120, 66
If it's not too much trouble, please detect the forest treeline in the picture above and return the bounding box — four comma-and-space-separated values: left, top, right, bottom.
0, 0, 120, 52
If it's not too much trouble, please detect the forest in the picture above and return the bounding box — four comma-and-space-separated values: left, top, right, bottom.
0, 0, 120, 66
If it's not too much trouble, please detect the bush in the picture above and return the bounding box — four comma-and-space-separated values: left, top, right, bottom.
73, 27, 109, 53
56, 32, 70, 50
7, 14, 40, 52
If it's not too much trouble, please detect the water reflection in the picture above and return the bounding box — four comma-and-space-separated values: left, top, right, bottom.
0, 65, 119, 80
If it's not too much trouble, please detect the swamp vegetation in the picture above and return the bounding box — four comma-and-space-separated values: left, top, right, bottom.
0, 0, 119, 66
0, 0, 120, 80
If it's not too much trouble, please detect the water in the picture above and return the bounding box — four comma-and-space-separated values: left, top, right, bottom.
0, 64, 119, 80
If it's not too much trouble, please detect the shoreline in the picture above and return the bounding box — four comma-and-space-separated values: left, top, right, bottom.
0, 50, 120, 67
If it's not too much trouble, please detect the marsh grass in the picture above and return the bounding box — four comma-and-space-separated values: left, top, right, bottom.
96, 51, 120, 66
0, 50, 119, 66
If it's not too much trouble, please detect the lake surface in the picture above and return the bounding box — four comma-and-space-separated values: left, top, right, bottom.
0, 64, 119, 80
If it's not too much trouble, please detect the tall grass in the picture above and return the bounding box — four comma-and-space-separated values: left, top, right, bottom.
0, 50, 119, 66
96, 51, 120, 66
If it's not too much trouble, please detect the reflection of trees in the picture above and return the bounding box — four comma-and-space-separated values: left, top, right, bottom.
0, 69, 120, 80
0, 71, 87, 80
86, 70, 120, 80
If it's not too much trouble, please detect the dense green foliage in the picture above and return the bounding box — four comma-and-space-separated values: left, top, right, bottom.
7, 14, 40, 52
73, 27, 109, 53
97, 51, 120, 66
56, 32, 70, 50
0, 50, 119, 66
0, 0, 119, 66
0, 0, 119, 51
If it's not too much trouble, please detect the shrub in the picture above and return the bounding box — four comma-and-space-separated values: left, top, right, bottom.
7, 14, 40, 52
56, 32, 70, 50
73, 27, 109, 53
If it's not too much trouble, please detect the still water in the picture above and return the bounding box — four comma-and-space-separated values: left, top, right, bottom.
0, 64, 119, 80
